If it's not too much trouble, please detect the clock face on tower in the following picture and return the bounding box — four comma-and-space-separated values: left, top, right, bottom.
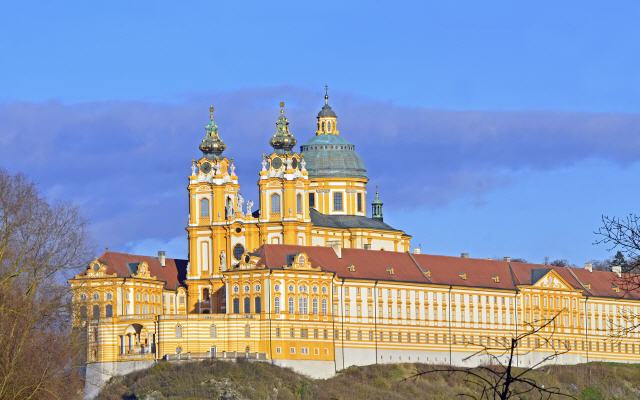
200, 162, 212, 174
272, 157, 283, 169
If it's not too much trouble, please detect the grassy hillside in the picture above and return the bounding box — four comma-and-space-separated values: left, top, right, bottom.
98, 360, 640, 400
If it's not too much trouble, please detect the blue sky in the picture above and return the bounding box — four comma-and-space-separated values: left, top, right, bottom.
1, 1, 639, 264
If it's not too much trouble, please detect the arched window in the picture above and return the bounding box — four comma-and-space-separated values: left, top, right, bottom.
271, 193, 281, 214
254, 296, 261, 314
312, 298, 318, 315
244, 297, 251, 313
92, 305, 100, 319
79, 305, 87, 319
296, 193, 302, 214
210, 324, 217, 338
274, 297, 281, 313
308, 193, 315, 209
322, 121, 326, 132
327, 121, 332, 132
175, 325, 182, 338
322, 299, 327, 315
288, 296, 294, 314
200, 198, 210, 217
233, 298, 240, 314
105, 304, 113, 318
203, 288, 210, 301
245, 324, 251, 338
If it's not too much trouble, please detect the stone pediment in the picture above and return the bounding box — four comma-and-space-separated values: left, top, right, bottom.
531, 269, 573, 291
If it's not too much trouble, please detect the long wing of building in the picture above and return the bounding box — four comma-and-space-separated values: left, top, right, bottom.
69, 92, 640, 399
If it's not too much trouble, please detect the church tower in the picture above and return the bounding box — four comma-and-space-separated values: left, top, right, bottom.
186, 106, 241, 313
258, 102, 311, 245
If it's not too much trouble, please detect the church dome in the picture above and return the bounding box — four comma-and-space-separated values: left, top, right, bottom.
300, 134, 367, 179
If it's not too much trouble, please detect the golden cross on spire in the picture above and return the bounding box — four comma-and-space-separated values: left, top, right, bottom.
324, 84, 329, 105
279, 101, 285, 114
209, 105, 215, 120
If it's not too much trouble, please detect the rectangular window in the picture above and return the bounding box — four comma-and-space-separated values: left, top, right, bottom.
296, 194, 302, 214
357, 193, 362, 212
276, 347, 282, 354
333, 192, 343, 212
275, 327, 281, 337
309, 193, 315, 209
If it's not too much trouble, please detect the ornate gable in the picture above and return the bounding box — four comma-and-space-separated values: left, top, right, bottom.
284, 252, 321, 271
531, 269, 573, 291
76, 259, 117, 279
236, 253, 264, 270
132, 261, 155, 279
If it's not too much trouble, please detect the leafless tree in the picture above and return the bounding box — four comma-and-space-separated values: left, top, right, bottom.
0, 169, 92, 399
595, 214, 640, 337
407, 312, 575, 400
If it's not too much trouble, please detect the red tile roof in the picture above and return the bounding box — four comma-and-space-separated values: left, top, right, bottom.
252, 245, 640, 300
96, 251, 187, 290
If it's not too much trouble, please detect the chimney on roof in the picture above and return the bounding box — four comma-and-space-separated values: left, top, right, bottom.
157, 250, 166, 267
460, 252, 469, 258
503, 256, 511, 262
413, 246, 422, 255
612, 265, 622, 277
328, 240, 342, 259
584, 262, 593, 272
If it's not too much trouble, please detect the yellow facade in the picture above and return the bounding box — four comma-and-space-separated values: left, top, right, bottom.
70, 93, 640, 391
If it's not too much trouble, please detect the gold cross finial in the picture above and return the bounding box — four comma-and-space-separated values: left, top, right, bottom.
279, 101, 285, 114
324, 85, 329, 105
209, 105, 214, 120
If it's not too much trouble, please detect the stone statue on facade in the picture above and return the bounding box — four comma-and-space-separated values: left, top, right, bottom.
237, 193, 244, 213
246, 199, 254, 216
230, 162, 236, 176
225, 198, 233, 219
191, 159, 197, 176
261, 157, 267, 171
220, 251, 227, 272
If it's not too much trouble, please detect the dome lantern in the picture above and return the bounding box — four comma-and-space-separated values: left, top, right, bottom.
269, 101, 297, 154
372, 189, 383, 221
199, 105, 227, 160
316, 85, 339, 135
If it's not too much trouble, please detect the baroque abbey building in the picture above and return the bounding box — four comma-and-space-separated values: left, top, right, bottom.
71, 92, 640, 398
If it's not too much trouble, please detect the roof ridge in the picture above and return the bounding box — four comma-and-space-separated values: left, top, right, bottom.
407, 252, 432, 283
565, 266, 593, 296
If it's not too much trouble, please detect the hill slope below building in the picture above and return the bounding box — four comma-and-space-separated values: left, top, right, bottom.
98, 360, 640, 400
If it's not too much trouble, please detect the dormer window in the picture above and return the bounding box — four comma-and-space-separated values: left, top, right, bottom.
386, 267, 394, 275
459, 273, 467, 280
492, 275, 500, 283
348, 265, 356, 272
